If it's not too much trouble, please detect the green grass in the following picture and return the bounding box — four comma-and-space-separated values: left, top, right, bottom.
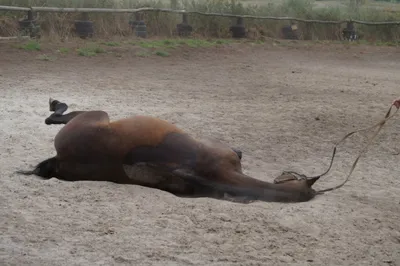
101, 41, 121, 46
135, 39, 180, 49
36, 54, 56, 61
373, 40, 400, 46
135, 51, 151, 57
132, 38, 233, 49
185, 39, 232, 47
58, 47, 70, 54
77, 46, 105, 56
9, 37, 399, 62
154, 50, 170, 57
19, 41, 41, 51
127, 38, 233, 57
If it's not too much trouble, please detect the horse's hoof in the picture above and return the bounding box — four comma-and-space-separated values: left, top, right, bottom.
45, 117, 52, 125
49, 98, 60, 112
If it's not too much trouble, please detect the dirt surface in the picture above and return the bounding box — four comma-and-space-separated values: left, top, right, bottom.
1, 40, 400, 266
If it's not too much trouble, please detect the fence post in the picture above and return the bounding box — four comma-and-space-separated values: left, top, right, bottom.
229, 16, 246, 38
342, 20, 357, 41
281, 21, 299, 40
27, 10, 33, 21
129, 13, 138, 29
170, 0, 178, 9
177, 12, 193, 37
18, 9, 40, 38
81, 12, 89, 21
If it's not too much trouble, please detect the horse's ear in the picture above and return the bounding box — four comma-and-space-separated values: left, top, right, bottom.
232, 148, 242, 160
273, 173, 298, 184
306, 176, 320, 187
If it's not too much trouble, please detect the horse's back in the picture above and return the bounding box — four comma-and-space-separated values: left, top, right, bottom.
109, 115, 187, 154
54, 112, 188, 161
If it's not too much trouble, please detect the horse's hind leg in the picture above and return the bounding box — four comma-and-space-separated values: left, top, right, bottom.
45, 98, 86, 125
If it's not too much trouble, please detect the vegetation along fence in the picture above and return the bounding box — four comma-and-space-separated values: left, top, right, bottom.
0, 2, 400, 42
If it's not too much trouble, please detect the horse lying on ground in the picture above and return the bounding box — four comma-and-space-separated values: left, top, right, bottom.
17, 98, 321, 203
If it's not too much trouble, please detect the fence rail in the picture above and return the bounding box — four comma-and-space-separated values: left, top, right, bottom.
1, 5, 400, 25
0, 5, 30, 12
30, 7, 186, 14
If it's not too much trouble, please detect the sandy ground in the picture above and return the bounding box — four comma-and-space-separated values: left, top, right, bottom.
0, 41, 400, 266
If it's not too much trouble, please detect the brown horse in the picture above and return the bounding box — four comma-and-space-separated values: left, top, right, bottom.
17, 98, 320, 203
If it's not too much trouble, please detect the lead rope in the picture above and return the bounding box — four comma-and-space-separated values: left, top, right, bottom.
285, 102, 399, 194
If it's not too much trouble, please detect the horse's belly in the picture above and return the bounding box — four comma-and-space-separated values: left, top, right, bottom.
57, 160, 125, 182
57, 160, 194, 194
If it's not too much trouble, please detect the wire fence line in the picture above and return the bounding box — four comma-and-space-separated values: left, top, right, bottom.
1, 5, 400, 26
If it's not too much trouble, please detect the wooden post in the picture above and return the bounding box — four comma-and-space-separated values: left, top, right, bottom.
237, 17, 244, 26
170, 0, 177, 10
281, 21, 299, 40
177, 12, 193, 37
19, 9, 39, 38
182, 13, 188, 24
81, 12, 89, 21
229, 16, 246, 39
27, 10, 33, 21
342, 20, 357, 41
